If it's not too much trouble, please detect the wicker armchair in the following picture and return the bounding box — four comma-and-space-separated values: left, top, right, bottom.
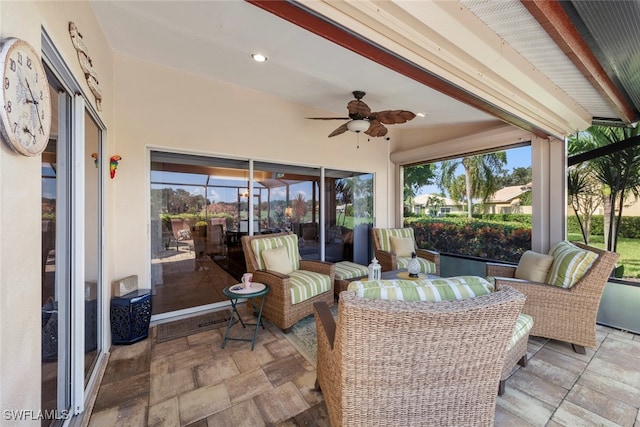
486, 243, 619, 354
241, 232, 335, 333
314, 286, 525, 427
372, 227, 439, 274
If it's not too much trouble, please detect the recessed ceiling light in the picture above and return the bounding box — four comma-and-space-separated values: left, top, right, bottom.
251, 53, 267, 63
416, 112, 428, 118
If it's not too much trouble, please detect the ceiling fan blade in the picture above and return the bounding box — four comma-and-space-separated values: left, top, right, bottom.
365, 120, 388, 137
347, 99, 372, 118
371, 110, 416, 124
306, 117, 350, 120
328, 123, 349, 137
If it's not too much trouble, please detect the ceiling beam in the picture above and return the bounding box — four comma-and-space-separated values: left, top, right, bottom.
522, 0, 636, 125
248, 0, 552, 139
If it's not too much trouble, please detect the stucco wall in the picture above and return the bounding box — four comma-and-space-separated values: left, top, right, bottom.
0, 0, 113, 421
0, 0, 394, 420
111, 55, 393, 287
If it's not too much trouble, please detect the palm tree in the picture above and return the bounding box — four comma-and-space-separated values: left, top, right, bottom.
438, 152, 507, 218
567, 166, 600, 244
571, 126, 640, 252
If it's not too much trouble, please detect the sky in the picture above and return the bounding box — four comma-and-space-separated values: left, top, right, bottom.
417, 145, 532, 196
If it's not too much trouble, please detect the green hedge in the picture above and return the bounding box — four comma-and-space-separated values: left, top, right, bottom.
406, 213, 640, 262
405, 217, 531, 263
567, 214, 640, 239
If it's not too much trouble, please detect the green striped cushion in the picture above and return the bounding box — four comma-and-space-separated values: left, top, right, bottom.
508, 313, 533, 350
251, 234, 300, 272
334, 261, 369, 280
396, 256, 437, 274
347, 276, 494, 301
545, 241, 598, 288
375, 228, 414, 252
289, 270, 332, 304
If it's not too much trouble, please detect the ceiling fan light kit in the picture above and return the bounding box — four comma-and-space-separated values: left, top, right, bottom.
347, 119, 369, 133
306, 90, 416, 138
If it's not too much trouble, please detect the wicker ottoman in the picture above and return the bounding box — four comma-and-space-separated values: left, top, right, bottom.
499, 313, 534, 395
334, 261, 369, 299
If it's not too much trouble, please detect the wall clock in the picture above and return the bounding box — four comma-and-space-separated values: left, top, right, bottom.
0, 37, 52, 156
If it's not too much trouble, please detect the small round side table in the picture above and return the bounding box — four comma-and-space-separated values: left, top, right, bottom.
222, 283, 270, 351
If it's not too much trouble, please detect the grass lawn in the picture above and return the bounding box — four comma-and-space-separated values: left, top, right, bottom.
568, 233, 640, 280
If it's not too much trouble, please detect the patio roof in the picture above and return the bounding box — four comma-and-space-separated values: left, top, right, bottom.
92, 0, 640, 144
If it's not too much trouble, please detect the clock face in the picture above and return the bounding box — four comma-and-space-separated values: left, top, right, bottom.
0, 38, 52, 157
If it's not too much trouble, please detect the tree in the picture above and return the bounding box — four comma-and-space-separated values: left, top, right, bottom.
292, 193, 308, 223
498, 166, 531, 187
438, 152, 507, 218
425, 195, 444, 216
567, 166, 600, 244
570, 126, 640, 252
403, 164, 436, 213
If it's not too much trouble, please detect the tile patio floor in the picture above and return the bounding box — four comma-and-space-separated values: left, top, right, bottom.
87, 304, 640, 427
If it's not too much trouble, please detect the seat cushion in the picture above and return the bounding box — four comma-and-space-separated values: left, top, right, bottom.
251, 234, 300, 271
289, 270, 332, 304
508, 313, 534, 350
347, 276, 494, 302
375, 228, 414, 252
545, 241, 599, 288
396, 256, 436, 274
515, 250, 554, 283
334, 261, 369, 280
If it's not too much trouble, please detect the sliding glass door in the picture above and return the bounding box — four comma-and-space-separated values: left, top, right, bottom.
150, 153, 249, 315
325, 170, 374, 264
41, 39, 106, 423
150, 152, 373, 318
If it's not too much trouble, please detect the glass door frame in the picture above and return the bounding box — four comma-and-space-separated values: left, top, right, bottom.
42, 29, 107, 419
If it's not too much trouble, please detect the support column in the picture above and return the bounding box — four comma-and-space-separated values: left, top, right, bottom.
531, 135, 566, 253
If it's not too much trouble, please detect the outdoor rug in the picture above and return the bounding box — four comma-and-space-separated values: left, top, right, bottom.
284, 304, 338, 365
156, 309, 231, 342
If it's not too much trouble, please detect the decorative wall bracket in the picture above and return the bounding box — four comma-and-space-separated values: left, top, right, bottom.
69, 22, 103, 111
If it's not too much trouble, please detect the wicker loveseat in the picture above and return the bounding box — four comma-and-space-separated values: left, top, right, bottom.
314, 279, 525, 426
486, 241, 619, 354
372, 227, 440, 275
241, 232, 335, 333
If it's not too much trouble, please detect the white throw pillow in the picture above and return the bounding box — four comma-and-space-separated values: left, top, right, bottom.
262, 245, 293, 275
515, 250, 554, 283
389, 236, 415, 257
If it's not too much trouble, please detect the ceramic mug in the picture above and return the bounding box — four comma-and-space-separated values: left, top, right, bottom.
241, 273, 253, 288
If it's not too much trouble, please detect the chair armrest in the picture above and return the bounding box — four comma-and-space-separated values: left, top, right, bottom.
416, 249, 440, 275
313, 301, 336, 350
416, 248, 439, 261
252, 270, 289, 281
486, 262, 517, 278
374, 249, 395, 271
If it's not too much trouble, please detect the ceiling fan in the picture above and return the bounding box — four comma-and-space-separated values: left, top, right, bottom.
306, 91, 416, 138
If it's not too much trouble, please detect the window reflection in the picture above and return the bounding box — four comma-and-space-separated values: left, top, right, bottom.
149, 152, 375, 316
84, 110, 101, 384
